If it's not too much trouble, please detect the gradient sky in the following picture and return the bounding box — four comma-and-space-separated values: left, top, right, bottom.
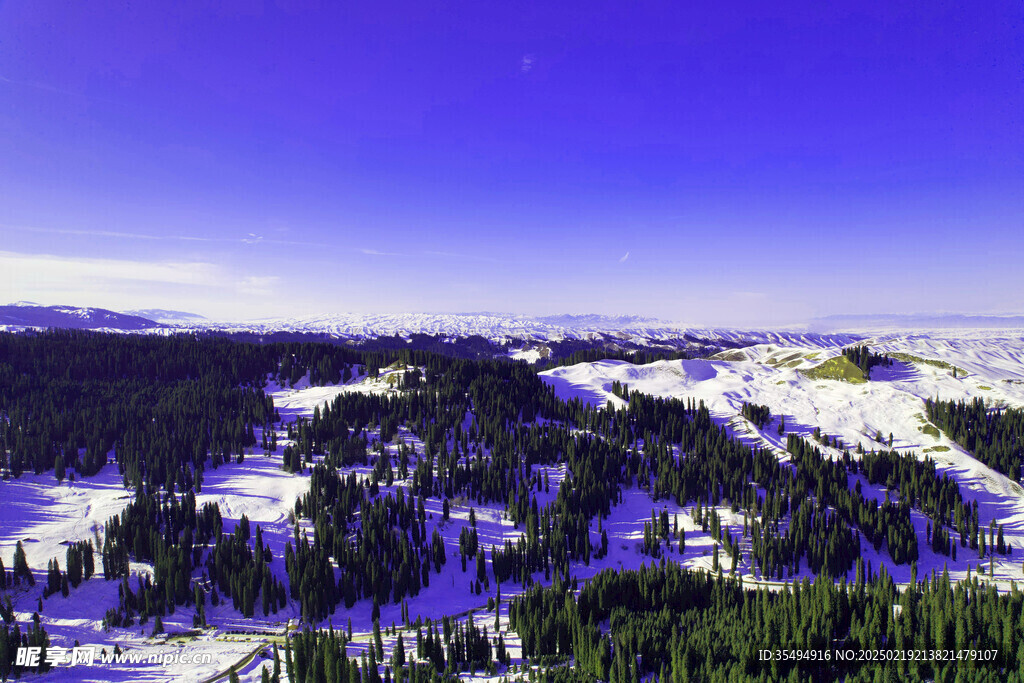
0, 1, 1021, 325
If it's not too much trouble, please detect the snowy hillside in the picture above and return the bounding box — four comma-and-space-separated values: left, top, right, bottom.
540, 337, 1024, 589
4, 328, 1024, 681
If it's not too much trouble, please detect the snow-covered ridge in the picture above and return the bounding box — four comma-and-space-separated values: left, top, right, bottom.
0, 303, 161, 330
123, 308, 207, 323
176, 312, 864, 348
812, 313, 1024, 331
195, 312, 678, 339
5, 306, 1024, 359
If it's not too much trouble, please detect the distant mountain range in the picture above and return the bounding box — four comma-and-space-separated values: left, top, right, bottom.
810, 314, 1024, 330
197, 312, 683, 340
123, 308, 207, 323
0, 304, 162, 330
0, 304, 849, 349
146, 310, 867, 351
5, 303, 1024, 345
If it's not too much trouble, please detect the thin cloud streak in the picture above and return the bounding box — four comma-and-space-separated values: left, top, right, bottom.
236, 275, 280, 296
0, 73, 128, 108
360, 248, 403, 256
1, 223, 328, 248
0, 250, 294, 318
0, 250, 217, 283
0, 73, 89, 99
424, 250, 500, 263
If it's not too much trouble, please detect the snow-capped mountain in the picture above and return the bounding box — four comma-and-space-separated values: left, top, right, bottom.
182, 312, 862, 349
196, 312, 678, 340
811, 313, 1024, 331
9, 306, 1024, 358
0, 303, 162, 330
123, 308, 207, 323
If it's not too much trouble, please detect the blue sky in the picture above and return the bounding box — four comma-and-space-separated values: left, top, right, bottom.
0, 1, 1021, 325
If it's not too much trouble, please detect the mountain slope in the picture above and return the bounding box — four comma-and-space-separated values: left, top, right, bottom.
123, 308, 206, 323
0, 303, 161, 330
179, 312, 865, 349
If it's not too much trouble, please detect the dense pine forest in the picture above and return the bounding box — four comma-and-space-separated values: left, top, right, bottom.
926, 396, 1024, 481
511, 563, 1020, 682
1, 331, 1022, 680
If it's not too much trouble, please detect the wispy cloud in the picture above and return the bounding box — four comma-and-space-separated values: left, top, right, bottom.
236, 275, 279, 295
0, 73, 133, 109
0, 223, 326, 248
424, 250, 501, 263
0, 73, 94, 100
0, 250, 286, 305
360, 248, 402, 257
520, 54, 535, 73
619, 251, 630, 263
3, 224, 211, 242
0, 250, 219, 285
0, 250, 299, 319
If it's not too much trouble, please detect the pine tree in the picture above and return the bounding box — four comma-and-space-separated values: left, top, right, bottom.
392, 633, 406, 669
285, 637, 295, 683
13, 541, 34, 586
373, 619, 384, 660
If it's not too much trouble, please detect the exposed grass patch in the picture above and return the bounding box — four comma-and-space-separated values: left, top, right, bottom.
978, 385, 993, 391
887, 352, 968, 377
711, 350, 747, 362
923, 445, 951, 453
920, 423, 940, 439
762, 350, 821, 369
801, 355, 867, 384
